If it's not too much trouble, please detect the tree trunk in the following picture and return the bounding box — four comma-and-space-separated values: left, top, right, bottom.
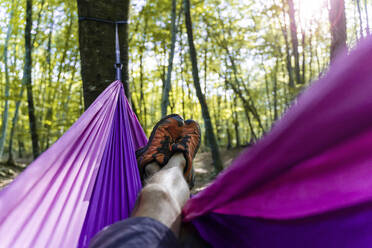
273, 62, 279, 121
329, 0, 347, 62
233, 98, 240, 148
226, 123, 232, 150
264, 70, 272, 127
356, 0, 364, 38
8, 0, 44, 163
77, 0, 131, 108
228, 54, 264, 134
18, 139, 24, 158
25, 0, 39, 159
0, 0, 16, 159
161, 0, 177, 117
184, 0, 223, 172
364, 0, 370, 36
286, 0, 302, 85
309, 24, 314, 80
225, 77, 257, 140
301, 31, 306, 84
281, 3, 295, 88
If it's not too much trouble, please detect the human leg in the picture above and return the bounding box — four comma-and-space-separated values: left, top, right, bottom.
90, 115, 201, 247
131, 154, 189, 236
90, 154, 188, 248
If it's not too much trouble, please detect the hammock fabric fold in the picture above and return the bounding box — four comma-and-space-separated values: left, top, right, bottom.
182, 37, 372, 247
0, 81, 147, 248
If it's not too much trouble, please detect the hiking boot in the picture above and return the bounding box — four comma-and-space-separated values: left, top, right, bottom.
172, 119, 201, 189
136, 114, 185, 180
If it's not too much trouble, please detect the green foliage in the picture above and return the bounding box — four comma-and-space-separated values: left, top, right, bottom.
0, 0, 369, 159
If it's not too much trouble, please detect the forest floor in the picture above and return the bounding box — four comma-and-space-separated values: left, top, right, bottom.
0, 147, 246, 193
191, 147, 245, 194
0, 159, 29, 189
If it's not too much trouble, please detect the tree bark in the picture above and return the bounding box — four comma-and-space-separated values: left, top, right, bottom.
161, 0, 177, 117
301, 31, 306, 84
25, 0, 39, 159
264, 70, 272, 126
281, 3, 295, 88
364, 0, 370, 36
0, 0, 16, 159
329, 0, 347, 62
286, 0, 302, 85
356, 0, 364, 38
8, 0, 44, 163
77, 0, 131, 108
232, 98, 240, 148
273, 62, 279, 121
184, 0, 223, 172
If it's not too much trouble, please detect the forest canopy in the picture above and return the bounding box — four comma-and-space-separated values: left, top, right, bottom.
0, 0, 370, 166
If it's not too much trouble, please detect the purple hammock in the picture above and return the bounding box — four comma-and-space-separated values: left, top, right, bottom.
1, 37, 372, 247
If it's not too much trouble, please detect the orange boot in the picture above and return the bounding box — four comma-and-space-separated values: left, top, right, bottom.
172, 119, 201, 189
136, 114, 185, 180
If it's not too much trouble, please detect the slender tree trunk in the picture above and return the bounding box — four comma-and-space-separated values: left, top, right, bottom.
139, 51, 147, 126
226, 124, 232, 150
354, 2, 360, 42
25, 0, 39, 159
365, 0, 370, 35
309, 24, 314, 80
281, 3, 295, 88
287, 0, 302, 84
224, 92, 232, 150
161, 0, 177, 116
0, 0, 16, 159
184, 0, 223, 172
203, 35, 208, 95
228, 54, 264, 133
77, 0, 131, 108
301, 31, 306, 83
40, 16, 54, 150
179, 29, 186, 118
273, 62, 279, 121
139, 12, 148, 133
8, 0, 44, 163
264, 71, 272, 126
233, 98, 240, 148
61, 56, 79, 126
203, 35, 209, 147
31, 0, 46, 46
215, 95, 222, 143
225, 77, 257, 140
8, 81, 25, 163
356, 0, 364, 38
329, 0, 347, 62
18, 138, 24, 158
43, 19, 73, 148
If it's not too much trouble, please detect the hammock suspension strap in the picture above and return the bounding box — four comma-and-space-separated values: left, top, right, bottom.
78, 17, 128, 81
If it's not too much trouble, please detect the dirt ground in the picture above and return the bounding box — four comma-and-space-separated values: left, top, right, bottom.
0, 160, 28, 189
192, 147, 245, 194
0, 148, 246, 193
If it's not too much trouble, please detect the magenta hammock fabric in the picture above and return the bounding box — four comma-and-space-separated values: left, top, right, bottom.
0, 81, 147, 248
183, 37, 372, 247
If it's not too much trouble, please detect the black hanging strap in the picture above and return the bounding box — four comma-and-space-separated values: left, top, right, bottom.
78, 17, 128, 25
79, 17, 128, 81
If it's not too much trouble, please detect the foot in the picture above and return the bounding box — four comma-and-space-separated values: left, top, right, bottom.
136, 114, 185, 180
172, 120, 201, 189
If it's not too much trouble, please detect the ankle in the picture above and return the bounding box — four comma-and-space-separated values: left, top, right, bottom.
164, 153, 186, 170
